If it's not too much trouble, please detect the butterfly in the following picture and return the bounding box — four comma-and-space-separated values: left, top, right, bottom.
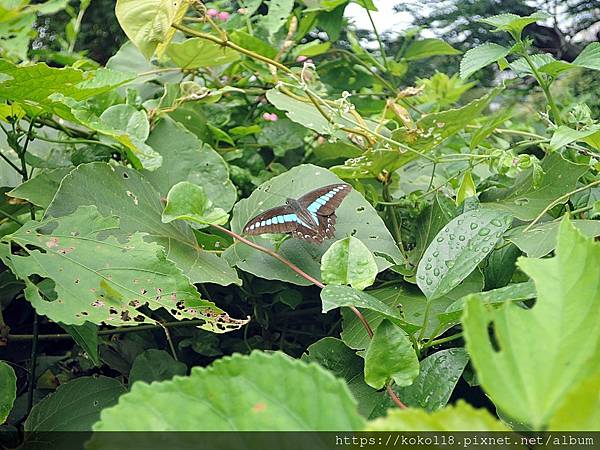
243, 183, 352, 243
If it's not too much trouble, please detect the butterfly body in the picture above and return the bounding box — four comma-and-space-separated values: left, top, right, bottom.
243, 183, 351, 243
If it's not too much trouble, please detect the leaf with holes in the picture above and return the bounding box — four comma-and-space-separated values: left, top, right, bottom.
45, 162, 240, 286
1, 206, 246, 332
463, 218, 600, 428
90, 351, 365, 432
223, 164, 401, 285
417, 209, 512, 300
321, 236, 378, 291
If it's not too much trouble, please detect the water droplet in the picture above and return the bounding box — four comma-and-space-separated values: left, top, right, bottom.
490, 218, 503, 227
426, 278, 433, 285
458, 235, 466, 241
436, 236, 444, 242
449, 234, 455, 240
470, 223, 478, 230
445, 260, 455, 269
478, 228, 490, 236
457, 220, 463, 226
514, 198, 529, 205
482, 247, 490, 252
433, 268, 440, 276
433, 251, 440, 257
425, 263, 432, 270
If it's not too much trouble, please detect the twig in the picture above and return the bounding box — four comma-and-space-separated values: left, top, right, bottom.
157, 322, 179, 361
523, 178, 600, 231
422, 332, 463, 349
386, 384, 407, 409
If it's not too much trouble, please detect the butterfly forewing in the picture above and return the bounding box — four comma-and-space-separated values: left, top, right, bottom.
299, 183, 352, 217
242, 205, 299, 235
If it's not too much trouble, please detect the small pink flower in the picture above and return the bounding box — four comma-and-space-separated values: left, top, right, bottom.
296, 55, 308, 62
217, 11, 230, 21
206, 8, 219, 17
268, 113, 278, 122
262, 112, 279, 122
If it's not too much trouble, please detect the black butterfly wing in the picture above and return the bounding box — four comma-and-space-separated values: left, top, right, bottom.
299, 183, 352, 217
243, 205, 299, 236
291, 213, 337, 243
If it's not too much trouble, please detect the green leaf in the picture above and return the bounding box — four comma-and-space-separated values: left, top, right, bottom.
256, 118, 307, 156
230, 31, 277, 59
115, 0, 188, 59
321, 236, 377, 290
463, 218, 600, 428
506, 220, 600, 257
478, 11, 550, 40
24, 376, 126, 431
166, 38, 240, 69
100, 104, 149, 141
0, 60, 133, 106
144, 118, 237, 213
372, 348, 469, 414
8, 168, 71, 209
470, 111, 513, 150
260, 0, 294, 36
438, 281, 536, 328
291, 40, 332, 58
404, 38, 461, 61
364, 320, 419, 389
91, 351, 365, 431
417, 209, 512, 300
550, 125, 600, 151
481, 153, 589, 221
321, 285, 408, 324
460, 43, 510, 79
366, 400, 510, 431
572, 42, 600, 72
456, 170, 476, 206
129, 349, 187, 386
548, 372, 600, 431
162, 181, 229, 226
3, 206, 242, 331
302, 337, 380, 417
0, 361, 16, 423
46, 162, 240, 286
60, 322, 100, 366
223, 164, 401, 285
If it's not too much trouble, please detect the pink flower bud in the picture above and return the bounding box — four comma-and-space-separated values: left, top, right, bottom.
206, 8, 218, 17
296, 55, 308, 62
262, 112, 272, 121
217, 11, 230, 21
268, 113, 279, 122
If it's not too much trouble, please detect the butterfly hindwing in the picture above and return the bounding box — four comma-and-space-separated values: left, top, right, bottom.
243, 206, 300, 235
300, 183, 352, 217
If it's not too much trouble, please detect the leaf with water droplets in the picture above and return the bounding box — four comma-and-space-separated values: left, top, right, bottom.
417, 209, 512, 300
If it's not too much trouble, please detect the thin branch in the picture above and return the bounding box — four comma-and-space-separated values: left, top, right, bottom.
386, 384, 407, 409
422, 332, 463, 349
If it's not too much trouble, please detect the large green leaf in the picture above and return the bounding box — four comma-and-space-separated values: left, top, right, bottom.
463, 219, 600, 428
404, 38, 461, 61
129, 349, 187, 386
162, 182, 229, 226
166, 38, 240, 69
0, 361, 16, 423
223, 164, 401, 285
302, 337, 380, 417
372, 348, 469, 414
0, 59, 133, 106
460, 43, 510, 79
91, 351, 365, 431
321, 236, 377, 291
547, 372, 600, 431
8, 167, 71, 209
45, 162, 240, 286
481, 153, 589, 220
550, 125, 600, 152
572, 42, 600, 72
143, 118, 237, 212
2, 206, 244, 331
417, 209, 512, 300
24, 376, 126, 432
478, 11, 550, 39
364, 319, 419, 389
115, 0, 188, 59
260, 0, 294, 36
366, 400, 510, 431
506, 220, 600, 257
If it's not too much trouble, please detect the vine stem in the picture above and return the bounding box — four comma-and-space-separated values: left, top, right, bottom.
422, 332, 463, 349
521, 51, 562, 126
210, 224, 406, 408
523, 178, 600, 231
